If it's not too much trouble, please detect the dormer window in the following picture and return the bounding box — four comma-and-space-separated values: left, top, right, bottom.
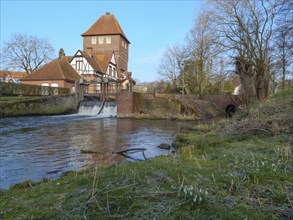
106, 36, 111, 44
91, 37, 96, 44
99, 37, 104, 44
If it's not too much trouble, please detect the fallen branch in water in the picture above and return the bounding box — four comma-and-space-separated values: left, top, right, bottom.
113, 148, 148, 161
81, 149, 101, 154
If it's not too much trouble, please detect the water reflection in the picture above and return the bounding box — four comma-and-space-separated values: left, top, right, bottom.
0, 116, 193, 189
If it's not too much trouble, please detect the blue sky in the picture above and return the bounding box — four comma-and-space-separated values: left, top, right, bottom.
0, 1, 204, 82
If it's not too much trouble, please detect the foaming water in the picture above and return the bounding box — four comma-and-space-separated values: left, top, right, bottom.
0, 116, 193, 189
77, 101, 117, 117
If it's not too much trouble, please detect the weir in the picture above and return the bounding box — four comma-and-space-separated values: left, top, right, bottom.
78, 92, 242, 118
78, 100, 117, 117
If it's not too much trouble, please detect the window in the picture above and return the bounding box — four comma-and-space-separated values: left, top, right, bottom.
109, 66, 112, 76
96, 84, 101, 93
125, 43, 127, 49
91, 37, 96, 44
99, 37, 104, 44
122, 41, 124, 47
106, 36, 111, 44
41, 83, 49, 95
113, 67, 116, 77
76, 61, 82, 71
51, 83, 58, 95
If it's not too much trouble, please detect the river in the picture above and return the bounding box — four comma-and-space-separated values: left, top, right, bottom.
0, 115, 194, 189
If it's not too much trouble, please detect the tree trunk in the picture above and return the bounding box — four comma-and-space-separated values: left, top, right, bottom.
238, 71, 258, 104
255, 61, 269, 100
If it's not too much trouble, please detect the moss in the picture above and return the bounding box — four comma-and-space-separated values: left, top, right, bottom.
0, 95, 79, 116
141, 97, 181, 116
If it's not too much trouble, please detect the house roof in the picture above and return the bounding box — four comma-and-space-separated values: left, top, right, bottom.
71, 50, 115, 75
0, 70, 27, 79
21, 56, 81, 82
81, 12, 130, 43
93, 53, 114, 73
76, 50, 103, 74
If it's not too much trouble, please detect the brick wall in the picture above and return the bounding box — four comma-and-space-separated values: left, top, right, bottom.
116, 92, 241, 116
83, 34, 129, 75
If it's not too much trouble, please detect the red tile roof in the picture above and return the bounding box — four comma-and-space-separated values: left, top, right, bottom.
93, 53, 113, 73
77, 50, 103, 73
21, 57, 80, 82
72, 50, 115, 75
81, 13, 130, 43
0, 70, 28, 79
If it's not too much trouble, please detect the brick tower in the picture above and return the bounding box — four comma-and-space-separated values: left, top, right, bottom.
81, 12, 130, 78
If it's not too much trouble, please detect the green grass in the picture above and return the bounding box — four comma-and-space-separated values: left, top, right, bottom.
1, 90, 292, 219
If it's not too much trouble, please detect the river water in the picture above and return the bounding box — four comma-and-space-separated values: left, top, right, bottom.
0, 115, 194, 189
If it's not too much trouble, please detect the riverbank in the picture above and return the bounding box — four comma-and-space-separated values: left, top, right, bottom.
0, 90, 292, 219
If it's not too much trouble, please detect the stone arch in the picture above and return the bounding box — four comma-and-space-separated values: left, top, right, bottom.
226, 104, 236, 118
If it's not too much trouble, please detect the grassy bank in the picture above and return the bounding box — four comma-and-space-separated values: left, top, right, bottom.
0, 90, 292, 219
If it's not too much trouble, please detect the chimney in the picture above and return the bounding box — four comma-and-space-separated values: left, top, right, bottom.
105, 12, 110, 15
58, 48, 65, 59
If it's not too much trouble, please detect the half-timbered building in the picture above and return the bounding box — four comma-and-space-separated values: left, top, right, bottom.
70, 50, 120, 93
19, 12, 135, 94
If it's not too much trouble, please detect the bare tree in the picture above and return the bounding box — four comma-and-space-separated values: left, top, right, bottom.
185, 11, 222, 94
209, 0, 278, 102
0, 33, 54, 75
273, 0, 293, 91
157, 44, 187, 92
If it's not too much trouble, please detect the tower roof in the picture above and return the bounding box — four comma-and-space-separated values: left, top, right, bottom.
81, 12, 130, 44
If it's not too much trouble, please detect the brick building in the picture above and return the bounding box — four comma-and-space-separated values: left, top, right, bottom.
20, 12, 135, 93
81, 12, 130, 77
21, 56, 80, 92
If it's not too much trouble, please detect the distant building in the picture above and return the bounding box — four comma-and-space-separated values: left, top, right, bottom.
0, 70, 27, 83
233, 84, 242, 95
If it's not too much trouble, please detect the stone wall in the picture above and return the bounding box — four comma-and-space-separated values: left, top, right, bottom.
0, 94, 80, 117
116, 92, 241, 118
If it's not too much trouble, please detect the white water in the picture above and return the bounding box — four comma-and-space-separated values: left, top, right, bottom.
77, 101, 117, 117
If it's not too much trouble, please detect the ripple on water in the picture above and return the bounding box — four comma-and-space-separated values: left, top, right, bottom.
0, 116, 194, 189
